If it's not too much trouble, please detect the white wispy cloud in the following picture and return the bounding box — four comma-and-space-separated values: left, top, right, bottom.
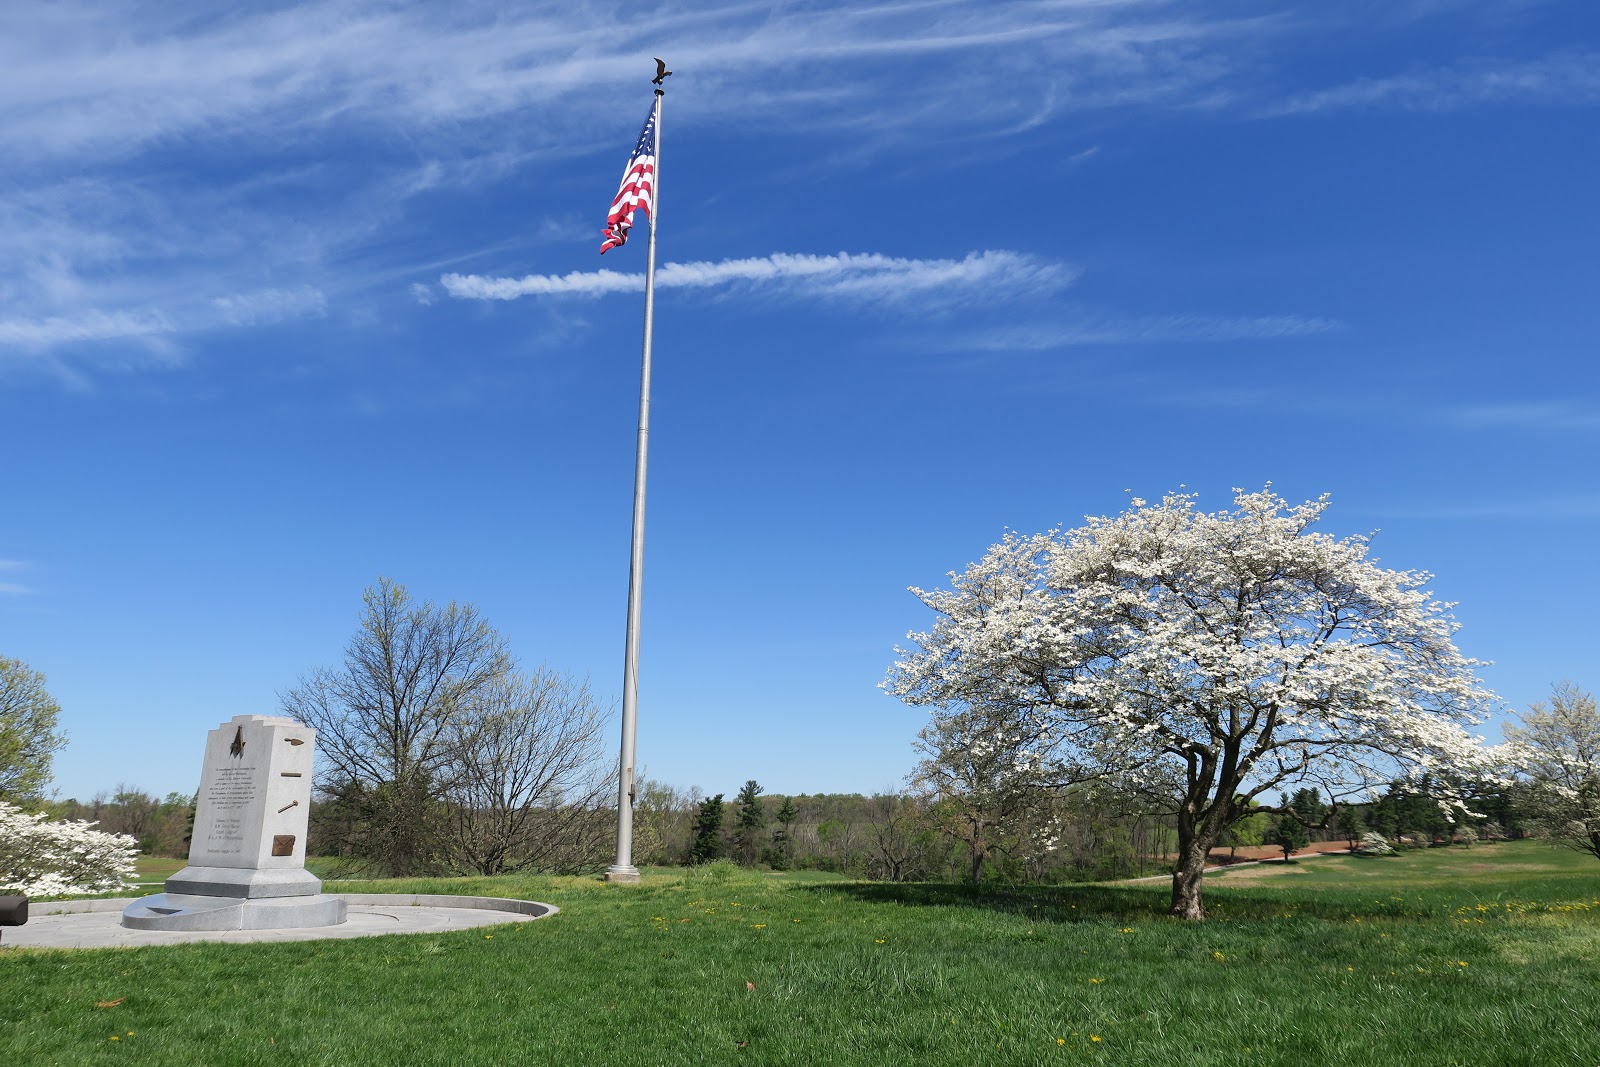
0, 559, 30, 596
1268, 53, 1600, 115
0, 2, 1589, 377
944, 313, 1341, 350
1442, 401, 1600, 433
441, 250, 1075, 306
0, 171, 343, 369
0, 2, 1239, 160
210, 287, 327, 327
0, 1, 1239, 371
0, 309, 176, 350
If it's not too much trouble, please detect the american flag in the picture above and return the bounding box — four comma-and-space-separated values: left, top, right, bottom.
599, 101, 658, 254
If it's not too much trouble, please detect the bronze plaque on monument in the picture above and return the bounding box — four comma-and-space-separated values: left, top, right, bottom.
271, 835, 296, 857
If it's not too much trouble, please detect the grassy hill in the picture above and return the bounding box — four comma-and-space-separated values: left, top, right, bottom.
6, 840, 1599, 1066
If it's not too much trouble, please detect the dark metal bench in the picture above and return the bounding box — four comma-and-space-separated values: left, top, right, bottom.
0, 895, 26, 946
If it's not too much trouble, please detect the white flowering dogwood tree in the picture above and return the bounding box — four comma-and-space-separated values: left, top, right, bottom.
1501, 682, 1600, 861
886, 488, 1494, 919
0, 801, 138, 897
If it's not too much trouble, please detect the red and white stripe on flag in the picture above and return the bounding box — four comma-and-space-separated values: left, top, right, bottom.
600, 101, 658, 254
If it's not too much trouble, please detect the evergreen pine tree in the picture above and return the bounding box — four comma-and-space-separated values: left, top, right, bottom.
732, 780, 766, 866
1287, 787, 1329, 829
690, 794, 726, 863
1270, 815, 1310, 861
764, 795, 798, 869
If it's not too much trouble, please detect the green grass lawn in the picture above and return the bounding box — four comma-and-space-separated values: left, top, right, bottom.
7, 841, 1600, 1066
130, 856, 183, 883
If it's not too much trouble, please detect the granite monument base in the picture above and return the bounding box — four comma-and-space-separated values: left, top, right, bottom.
121, 892, 347, 932
163, 865, 323, 898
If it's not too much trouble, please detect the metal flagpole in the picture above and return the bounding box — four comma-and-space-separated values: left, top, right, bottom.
605, 81, 664, 885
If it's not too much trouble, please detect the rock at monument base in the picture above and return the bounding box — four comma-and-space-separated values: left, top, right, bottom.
121, 892, 347, 932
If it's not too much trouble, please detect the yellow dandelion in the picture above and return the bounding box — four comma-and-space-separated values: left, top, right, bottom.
1089, 978, 1104, 984
753, 924, 766, 929
1090, 1034, 1102, 1043
1057, 1038, 1066, 1045
1458, 961, 1468, 967
875, 938, 887, 944
1120, 927, 1133, 933
110, 1036, 120, 1042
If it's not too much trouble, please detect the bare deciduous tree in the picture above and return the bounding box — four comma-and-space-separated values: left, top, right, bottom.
866, 792, 939, 882
280, 578, 511, 876
441, 668, 615, 875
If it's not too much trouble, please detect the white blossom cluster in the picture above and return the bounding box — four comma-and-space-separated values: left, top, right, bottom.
0, 801, 139, 897
886, 488, 1498, 818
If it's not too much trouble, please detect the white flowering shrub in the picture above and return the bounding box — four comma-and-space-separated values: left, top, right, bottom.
1353, 831, 1395, 855
0, 801, 139, 897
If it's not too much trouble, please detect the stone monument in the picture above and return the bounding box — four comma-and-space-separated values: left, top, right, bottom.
122, 714, 347, 931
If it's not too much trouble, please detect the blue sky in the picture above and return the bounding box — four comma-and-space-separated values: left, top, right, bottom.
2, 1, 1597, 804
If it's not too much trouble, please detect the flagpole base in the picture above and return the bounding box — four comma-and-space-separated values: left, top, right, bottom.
604, 865, 641, 885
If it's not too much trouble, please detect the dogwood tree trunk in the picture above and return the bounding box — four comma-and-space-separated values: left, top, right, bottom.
1171, 860, 1207, 920
1169, 791, 1231, 919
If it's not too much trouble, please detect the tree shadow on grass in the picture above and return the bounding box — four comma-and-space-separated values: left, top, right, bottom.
806, 879, 1440, 925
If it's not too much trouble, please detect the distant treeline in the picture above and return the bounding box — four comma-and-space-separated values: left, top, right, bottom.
50, 773, 1527, 884
628, 780, 1177, 882
50, 788, 196, 857
622, 774, 1528, 883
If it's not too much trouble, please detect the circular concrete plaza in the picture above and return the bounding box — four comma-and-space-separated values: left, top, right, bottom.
2, 894, 557, 950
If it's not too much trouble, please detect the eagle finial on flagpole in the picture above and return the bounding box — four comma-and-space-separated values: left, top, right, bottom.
653, 57, 672, 88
